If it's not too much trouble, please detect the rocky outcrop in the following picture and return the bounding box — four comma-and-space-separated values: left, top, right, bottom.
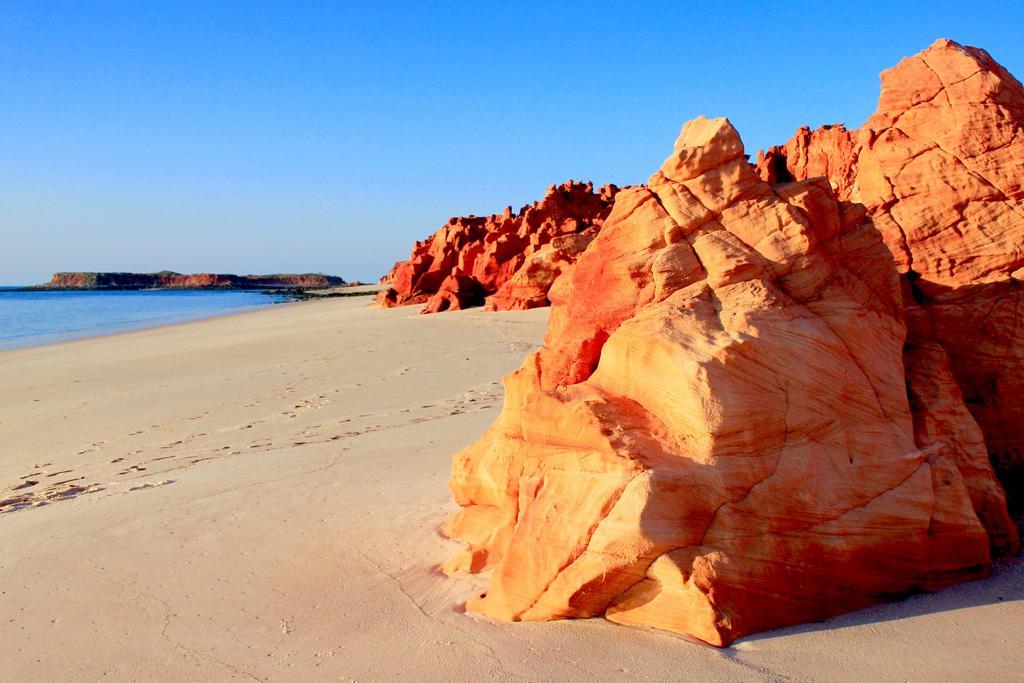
484, 232, 598, 311
43, 272, 345, 289
443, 40, 1022, 643
377, 181, 619, 313
757, 124, 858, 195
757, 39, 1024, 507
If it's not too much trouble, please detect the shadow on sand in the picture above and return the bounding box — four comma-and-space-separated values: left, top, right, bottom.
736, 547, 1024, 646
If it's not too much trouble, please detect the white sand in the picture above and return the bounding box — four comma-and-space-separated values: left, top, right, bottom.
1, 296, 1022, 681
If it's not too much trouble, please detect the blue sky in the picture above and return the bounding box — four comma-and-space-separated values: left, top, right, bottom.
2, 1, 1022, 285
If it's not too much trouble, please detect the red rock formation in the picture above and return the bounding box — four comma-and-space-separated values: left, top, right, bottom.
484, 232, 597, 311
443, 112, 1016, 646
757, 124, 858, 195
757, 39, 1024, 506
44, 272, 344, 289
377, 181, 619, 313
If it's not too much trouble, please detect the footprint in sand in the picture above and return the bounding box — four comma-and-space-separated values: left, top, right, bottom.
48, 476, 84, 487
75, 441, 107, 455
128, 480, 175, 492
2, 479, 105, 513
0, 493, 35, 512
47, 483, 103, 501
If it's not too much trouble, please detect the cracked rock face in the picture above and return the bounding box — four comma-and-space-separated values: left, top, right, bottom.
377, 181, 619, 314
442, 111, 1015, 645
758, 39, 1024, 507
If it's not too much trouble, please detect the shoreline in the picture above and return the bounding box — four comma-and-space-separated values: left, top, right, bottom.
0, 285, 380, 352
0, 300, 294, 353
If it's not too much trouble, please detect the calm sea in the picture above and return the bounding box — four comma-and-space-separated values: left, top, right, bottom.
0, 288, 289, 350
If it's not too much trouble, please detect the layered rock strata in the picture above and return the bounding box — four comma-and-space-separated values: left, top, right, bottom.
758, 39, 1024, 507
444, 110, 1018, 648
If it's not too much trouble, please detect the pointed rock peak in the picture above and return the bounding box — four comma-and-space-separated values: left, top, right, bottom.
920, 37, 1000, 72
928, 37, 963, 51
659, 116, 746, 183
923, 37, 999, 65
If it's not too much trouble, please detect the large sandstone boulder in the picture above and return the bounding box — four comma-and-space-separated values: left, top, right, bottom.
443, 113, 1015, 646
758, 39, 1024, 507
377, 181, 619, 313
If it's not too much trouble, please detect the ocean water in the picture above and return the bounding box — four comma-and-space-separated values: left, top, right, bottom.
0, 288, 289, 350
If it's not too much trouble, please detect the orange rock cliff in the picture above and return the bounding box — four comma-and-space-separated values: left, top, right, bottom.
377, 181, 619, 313
441, 39, 1022, 646
757, 38, 1024, 510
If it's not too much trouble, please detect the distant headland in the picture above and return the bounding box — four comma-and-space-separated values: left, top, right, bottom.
35, 271, 346, 290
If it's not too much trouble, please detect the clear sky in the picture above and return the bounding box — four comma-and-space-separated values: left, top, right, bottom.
2, 1, 1022, 285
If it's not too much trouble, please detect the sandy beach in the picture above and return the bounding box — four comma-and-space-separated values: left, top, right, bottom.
2, 295, 1023, 681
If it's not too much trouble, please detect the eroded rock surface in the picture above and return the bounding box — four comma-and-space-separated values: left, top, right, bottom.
758, 39, 1024, 506
443, 112, 1015, 646
377, 181, 618, 313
